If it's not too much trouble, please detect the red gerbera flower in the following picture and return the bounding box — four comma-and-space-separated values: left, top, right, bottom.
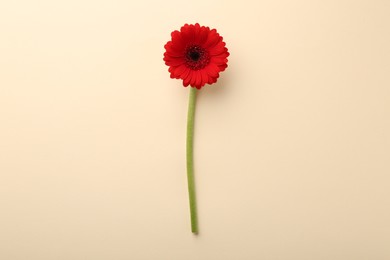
163, 23, 229, 89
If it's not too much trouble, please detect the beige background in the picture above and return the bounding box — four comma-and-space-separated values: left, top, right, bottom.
1, 0, 389, 259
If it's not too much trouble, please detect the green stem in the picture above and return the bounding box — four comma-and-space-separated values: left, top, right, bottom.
186, 87, 198, 234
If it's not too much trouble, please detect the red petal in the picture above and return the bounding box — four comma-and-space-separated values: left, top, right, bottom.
196, 25, 209, 45
194, 23, 200, 40
183, 71, 192, 86
180, 24, 195, 43
200, 69, 208, 87
218, 63, 228, 71
210, 56, 228, 65
203, 29, 221, 48
189, 71, 197, 86
164, 47, 184, 58
208, 45, 228, 56
180, 67, 190, 81
205, 63, 220, 77
172, 65, 187, 78
195, 71, 202, 87
208, 75, 218, 84
164, 57, 184, 67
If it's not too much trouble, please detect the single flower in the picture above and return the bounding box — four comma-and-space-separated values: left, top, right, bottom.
163, 23, 229, 89
163, 24, 229, 234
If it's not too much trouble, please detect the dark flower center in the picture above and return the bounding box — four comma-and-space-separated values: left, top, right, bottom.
189, 51, 201, 61
185, 45, 210, 70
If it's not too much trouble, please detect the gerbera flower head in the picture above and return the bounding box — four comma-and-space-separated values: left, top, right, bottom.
163, 23, 229, 89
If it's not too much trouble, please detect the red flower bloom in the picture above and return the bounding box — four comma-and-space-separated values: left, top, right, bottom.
163, 23, 229, 89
